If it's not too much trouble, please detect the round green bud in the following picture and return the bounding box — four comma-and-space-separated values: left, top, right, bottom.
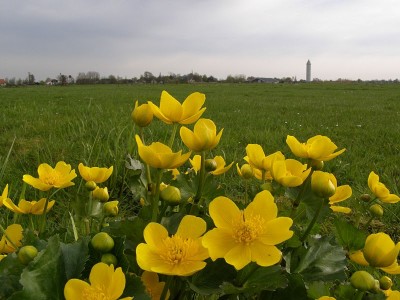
360, 194, 371, 202
379, 276, 392, 290
369, 204, 383, 218
91, 232, 114, 253
103, 201, 119, 217
260, 182, 273, 192
310, 160, 324, 170
160, 186, 181, 205
240, 164, 254, 179
205, 159, 218, 172
350, 271, 376, 291
18, 245, 38, 265
101, 253, 118, 266
85, 181, 97, 191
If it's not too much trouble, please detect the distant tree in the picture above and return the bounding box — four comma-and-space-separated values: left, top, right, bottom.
58, 73, 67, 85
108, 75, 117, 84
27, 72, 35, 84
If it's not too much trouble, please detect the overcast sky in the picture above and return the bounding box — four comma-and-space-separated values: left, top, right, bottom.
1, 0, 399, 81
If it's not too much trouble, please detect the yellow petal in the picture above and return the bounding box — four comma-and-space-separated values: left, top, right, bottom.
259, 217, 294, 245
168, 150, 191, 169
308, 136, 338, 160
202, 229, 237, 261
381, 261, 400, 275
286, 135, 308, 158
245, 190, 277, 222
209, 196, 240, 229
180, 126, 200, 152
143, 222, 169, 249
64, 279, 90, 300
148, 101, 172, 124
22, 175, 52, 191
381, 193, 400, 204
189, 155, 201, 173
225, 244, 251, 270
106, 266, 126, 300
245, 144, 266, 170
330, 205, 351, 214
159, 90, 183, 123
249, 242, 282, 267
31, 199, 55, 215
176, 215, 206, 239
348, 250, 369, 266
329, 185, 352, 203
3, 198, 24, 214
181, 92, 206, 124
180, 108, 206, 125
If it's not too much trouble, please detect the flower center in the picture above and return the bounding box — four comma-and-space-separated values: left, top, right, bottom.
82, 286, 108, 300
232, 212, 264, 244
44, 171, 60, 185
161, 235, 192, 265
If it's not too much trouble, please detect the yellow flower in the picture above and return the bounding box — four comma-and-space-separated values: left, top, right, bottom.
64, 262, 131, 300
349, 232, 400, 273
368, 171, 400, 203
78, 163, 113, 184
141, 271, 170, 300
387, 291, 400, 300
0, 184, 10, 207
328, 181, 352, 214
148, 90, 206, 125
271, 159, 311, 187
190, 155, 233, 175
103, 200, 119, 217
23, 161, 77, 191
0, 224, 23, 254
136, 215, 209, 276
135, 135, 191, 169
202, 190, 294, 270
236, 163, 254, 179
132, 100, 153, 127
180, 118, 223, 152
3, 198, 55, 215
92, 187, 110, 202
245, 145, 284, 173
317, 297, 336, 300
286, 135, 345, 161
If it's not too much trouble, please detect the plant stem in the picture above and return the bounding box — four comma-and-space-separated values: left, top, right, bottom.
151, 169, 163, 222
300, 198, 324, 242
140, 128, 152, 186
195, 151, 206, 205
168, 123, 179, 149
160, 275, 173, 300
290, 170, 313, 218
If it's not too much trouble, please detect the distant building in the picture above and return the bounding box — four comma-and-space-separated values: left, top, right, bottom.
306, 60, 311, 82
0, 79, 6, 86
248, 77, 279, 83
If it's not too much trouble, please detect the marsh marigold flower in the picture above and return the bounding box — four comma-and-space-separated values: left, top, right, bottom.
190, 155, 233, 175
245, 145, 284, 173
286, 135, 345, 161
368, 171, 400, 204
136, 215, 209, 276
0, 224, 23, 254
78, 163, 113, 184
180, 118, 223, 152
135, 135, 191, 169
141, 271, 170, 300
23, 161, 77, 191
132, 100, 153, 127
64, 262, 131, 300
148, 90, 206, 125
202, 190, 293, 270
3, 198, 55, 215
271, 158, 311, 187
349, 232, 400, 274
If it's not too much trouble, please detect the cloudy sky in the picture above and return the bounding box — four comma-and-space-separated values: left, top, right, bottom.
1, 0, 399, 81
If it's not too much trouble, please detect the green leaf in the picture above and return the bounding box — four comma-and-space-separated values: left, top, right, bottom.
306, 281, 333, 299
8, 235, 66, 300
123, 272, 151, 300
221, 265, 288, 296
60, 236, 90, 280
291, 235, 347, 282
263, 273, 309, 300
334, 218, 367, 251
0, 254, 25, 298
189, 259, 236, 295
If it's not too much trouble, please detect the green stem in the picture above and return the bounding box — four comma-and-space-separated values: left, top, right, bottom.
151, 169, 163, 222
290, 170, 313, 218
300, 198, 324, 242
160, 275, 173, 300
168, 123, 179, 149
140, 128, 152, 185
194, 151, 206, 205
244, 180, 248, 204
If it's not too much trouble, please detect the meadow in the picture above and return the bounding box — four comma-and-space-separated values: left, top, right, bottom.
1, 82, 400, 298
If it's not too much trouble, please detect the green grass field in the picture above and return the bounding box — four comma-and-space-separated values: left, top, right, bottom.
1, 83, 399, 224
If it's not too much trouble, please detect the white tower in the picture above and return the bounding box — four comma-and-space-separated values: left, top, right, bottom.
306, 60, 311, 82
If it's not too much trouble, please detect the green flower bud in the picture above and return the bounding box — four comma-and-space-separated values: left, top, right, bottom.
85, 180, 97, 191
103, 200, 119, 217
18, 245, 38, 265
360, 194, 371, 202
132, 101, 153, 127
91, 232, 114, 253
92, 187, 109, 202
310, 159, 324, 170
240, 164, 254, 179
379, 276, 392, 290
101, 253, 118, 266
160, 185, 181, 205
205, 159, 218, 172
350, 271, 376, 291
260, 182, 273, 192
369, 204, 383, 218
